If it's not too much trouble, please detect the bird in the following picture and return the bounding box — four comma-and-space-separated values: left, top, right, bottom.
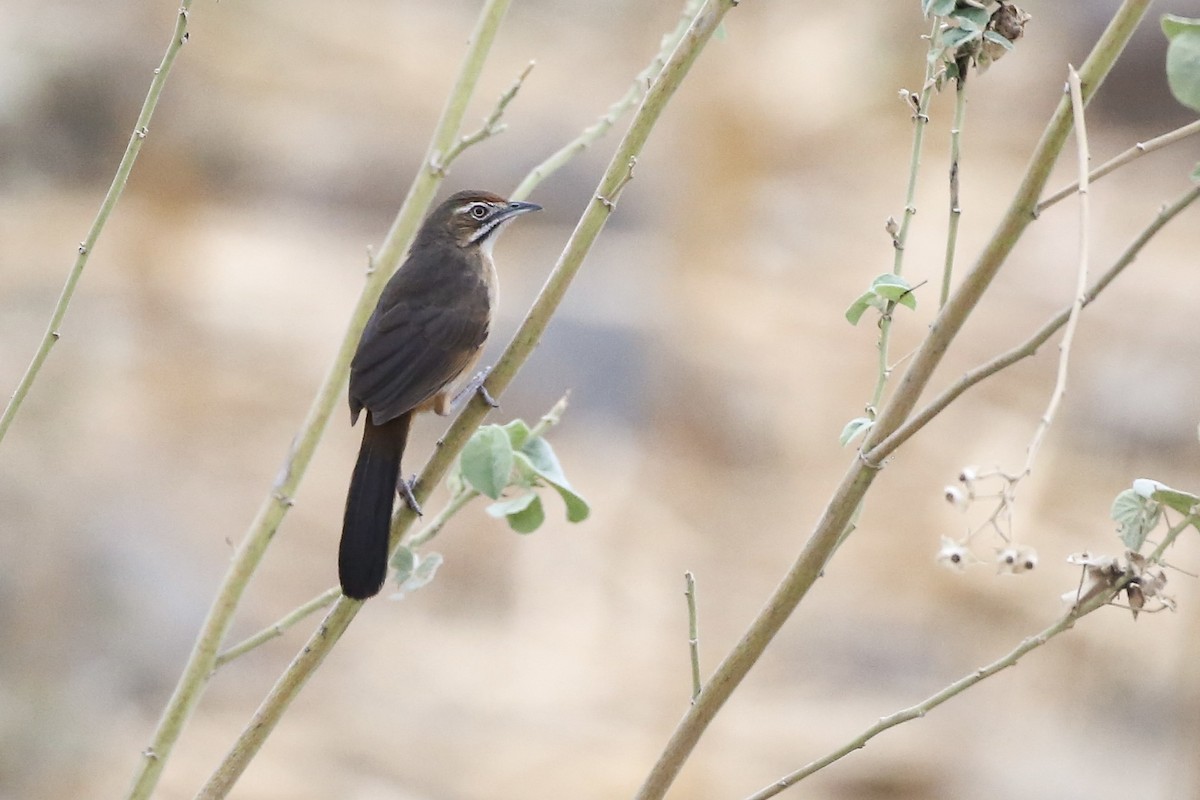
338, 190, 541, 600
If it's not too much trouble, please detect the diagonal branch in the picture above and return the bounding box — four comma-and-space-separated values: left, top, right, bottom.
121, 2, 516, 797
0, 4, 196, 449
867, 181, 1200, 464
632, 4, 1154, 799
1037, 118, 1200, 213
192, 2, 738, 797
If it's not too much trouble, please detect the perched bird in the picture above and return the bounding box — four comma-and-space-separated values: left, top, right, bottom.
339, 190, 541, 600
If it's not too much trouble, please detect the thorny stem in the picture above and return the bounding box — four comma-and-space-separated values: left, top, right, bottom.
0, 4, 195, 450
194, 4, 735, 797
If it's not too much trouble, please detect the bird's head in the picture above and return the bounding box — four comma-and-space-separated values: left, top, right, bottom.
433, 190, 542, 252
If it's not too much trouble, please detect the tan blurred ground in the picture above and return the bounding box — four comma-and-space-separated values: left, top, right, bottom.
2, 2, 1200, 799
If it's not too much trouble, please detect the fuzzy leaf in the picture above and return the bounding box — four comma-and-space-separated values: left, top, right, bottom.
520, 436, 590, 522
488, 492, 545, 534
845, 291, 879, 325
390, 550, 443, 599
839, 416, 874, 447
923, 0, 957, 17
460, 424, 514, 499
1111, 488, 1161, 551
871, 274, 918, 310
503, 419, 533, 450
1163, 15, 1200, 112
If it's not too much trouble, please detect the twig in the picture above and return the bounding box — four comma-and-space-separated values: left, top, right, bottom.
633, 5, 1153, 799
0, 4, 195, 449
214, 589, 341, 669
1037, 118, 1200, 213
868, 182, 1200, 464
194, 4, 736, 797
868, 19, 941, 417
745, 516, 1194, 800
684, 572, 701, 702
1020, 66, 1090, 477
432, 60, 535, 175
940, 66, 968, 308
509, 0, 704, 201
121, 3, 515, 798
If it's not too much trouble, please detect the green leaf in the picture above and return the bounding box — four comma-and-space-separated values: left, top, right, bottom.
460, 424, 514, 499
1111, 488, 1161, 551
1162, 15, 1200, 112
923, 0, 956, 17
390, 550, 443, 599
503, 418, 533, 450
1191, 162, 1200, 183
1151, 487, 1200, 517
520, 437, 590, 522
845, 291, 878, 325
952, 7, 991, 30
983, 30, 1015, 50
871, 274, 918, 310
488, 492, 545, 534
390, 544, 416, 577
942, 26, 982, 51
839, 416, 874, 447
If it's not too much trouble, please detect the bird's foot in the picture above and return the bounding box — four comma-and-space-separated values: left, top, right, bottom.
452, 367, 498, 411
397, 475, 424, 516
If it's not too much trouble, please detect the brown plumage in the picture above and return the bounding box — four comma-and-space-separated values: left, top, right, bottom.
339, 190, 541, 600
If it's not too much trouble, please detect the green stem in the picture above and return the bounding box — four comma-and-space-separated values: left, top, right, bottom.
941, 67, 968, 308
214, 589, 341, 669
1038, 118, 1200, 213
684, 572, 701, 702
0, 5, 194, 449
869, 19, 940, 415
510, 0, 704, 202
194, 4, 736, 797
634, 5, 1153, 799
122, 3, 514, 797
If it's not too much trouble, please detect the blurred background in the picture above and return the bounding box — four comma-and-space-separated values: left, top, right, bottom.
2, 2, 1199, 798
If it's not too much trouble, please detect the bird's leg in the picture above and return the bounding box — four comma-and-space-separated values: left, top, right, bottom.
450, 367, 498, 412
396, 475, 423, 516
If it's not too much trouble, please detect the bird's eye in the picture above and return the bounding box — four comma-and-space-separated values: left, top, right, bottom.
469, 204, 489, 220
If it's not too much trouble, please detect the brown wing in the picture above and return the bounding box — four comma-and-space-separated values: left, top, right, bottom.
349, 268, 490, 426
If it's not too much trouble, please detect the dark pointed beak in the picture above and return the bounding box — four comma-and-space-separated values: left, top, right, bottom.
504, 200, 542, 218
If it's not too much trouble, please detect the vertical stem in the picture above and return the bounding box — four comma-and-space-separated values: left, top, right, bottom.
684, 572, 701, 702
869, 19, 941, 415
941, 64, 968, 308
0, 4, 194, 448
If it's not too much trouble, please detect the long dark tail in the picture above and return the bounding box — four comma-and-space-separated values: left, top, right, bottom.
339, 413, 411, 599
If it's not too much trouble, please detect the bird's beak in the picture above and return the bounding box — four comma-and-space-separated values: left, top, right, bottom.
502, 200, 542, 219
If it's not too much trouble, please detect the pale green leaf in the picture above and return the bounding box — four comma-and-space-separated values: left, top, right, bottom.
460, 424, 513, 499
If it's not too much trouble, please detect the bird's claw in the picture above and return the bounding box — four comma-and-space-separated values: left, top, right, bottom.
397, 475, 423, 516
453, 367, 498, 410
